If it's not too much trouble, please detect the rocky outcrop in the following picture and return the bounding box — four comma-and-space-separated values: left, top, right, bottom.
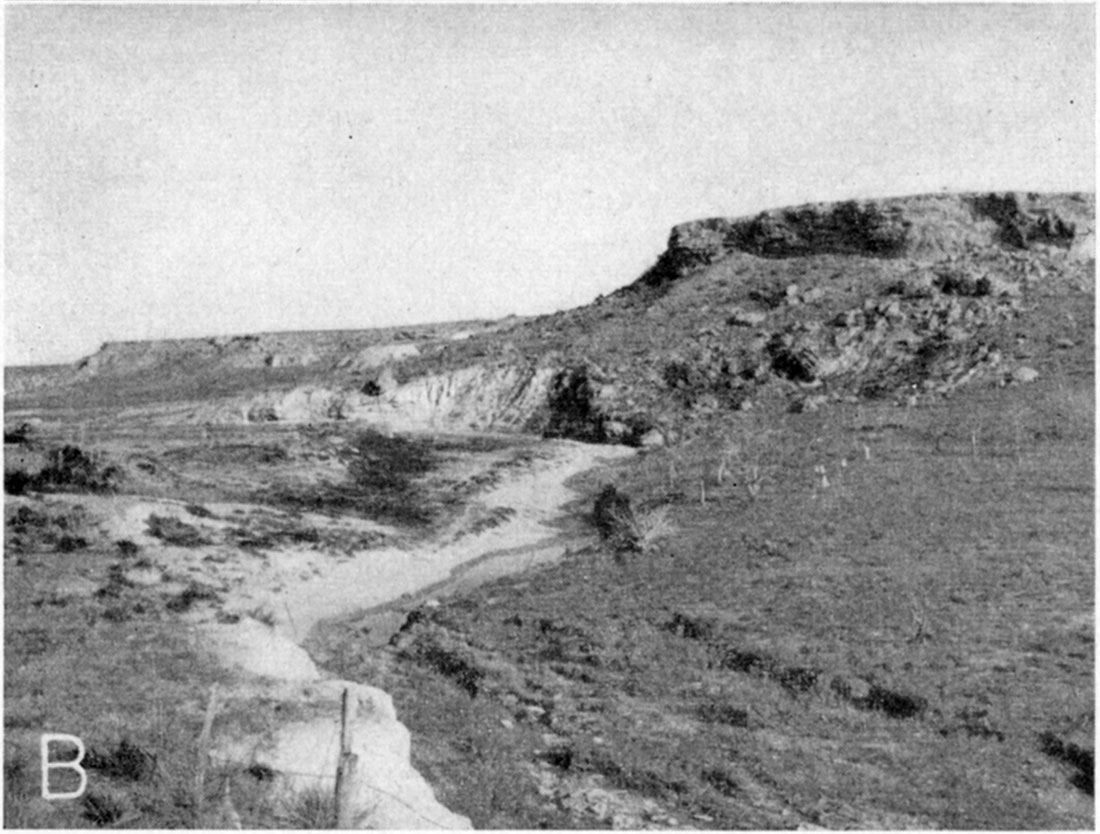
66, 324, 500, 382
12, 192, 1091, 447
237, 364, 558, 431
337, 342, 421, 372
205, 624, 472, 829
638, 192, 1093, 291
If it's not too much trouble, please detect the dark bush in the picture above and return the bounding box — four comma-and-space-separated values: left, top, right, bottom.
5, 470, 32, 495
4, 423, 34, 444
543, 366, 608, 443
82, 790, 125, 826
84, 738, 155, 781
55, 535, 88, 553
346, 429, 433, 492
165, 582, 221, 613
11, 445, 120, 494
933, 267, 988, 296
146, 514, 209, 547
116, 540, 140, 557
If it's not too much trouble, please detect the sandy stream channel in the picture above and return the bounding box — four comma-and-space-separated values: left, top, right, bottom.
76, 438, 634, 828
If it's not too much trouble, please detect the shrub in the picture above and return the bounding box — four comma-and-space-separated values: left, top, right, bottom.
7, 445, 120, 494
165, 582, 221, 613
116, 540, 141, 557
593, 486, 676, 553
4, 470, 33, 495
146, 514, 210, 547
4, 423, 34, 444
55, 535, 88, 553
6, 504, 93, 552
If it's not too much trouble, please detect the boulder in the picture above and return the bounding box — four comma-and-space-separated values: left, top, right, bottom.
727, 307, 767, 327
361, 366, 398, 397
211, 680, 472, 829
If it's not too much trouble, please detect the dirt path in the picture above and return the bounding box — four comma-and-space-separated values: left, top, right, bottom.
273, 439, 634, 642
197, 437, 633, 828
31, 436, 632, 827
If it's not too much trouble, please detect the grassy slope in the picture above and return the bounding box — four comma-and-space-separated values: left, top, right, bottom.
5, 193, 1094, 829
2, 428, 539, 828
2, 536, 355, 829
316, 341, 1093, 828
311, 246, 1094, 828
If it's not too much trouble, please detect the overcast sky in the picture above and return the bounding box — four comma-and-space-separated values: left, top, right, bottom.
5, 3, 1095, 366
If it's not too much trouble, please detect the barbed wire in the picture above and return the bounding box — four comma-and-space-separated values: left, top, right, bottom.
268, 762, 459, 829
236, 722, 458, 829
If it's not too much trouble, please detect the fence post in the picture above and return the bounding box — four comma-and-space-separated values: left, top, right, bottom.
194, 683, 219, 824
334, 688, 359, 828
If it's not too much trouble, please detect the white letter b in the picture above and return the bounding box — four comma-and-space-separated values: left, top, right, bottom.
41, 733, 87, 800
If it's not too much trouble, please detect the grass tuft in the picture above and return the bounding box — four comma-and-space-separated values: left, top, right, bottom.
146, 514, 210, 547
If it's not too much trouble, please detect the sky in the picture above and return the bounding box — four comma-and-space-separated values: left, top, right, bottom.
4, 3, 1095, 366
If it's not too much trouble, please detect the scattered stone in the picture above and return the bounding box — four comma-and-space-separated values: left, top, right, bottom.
934, 268, 988, 296
361, 366, 398, 396
54, 577, 100, 598
1012, 366, 1040, 384
879, 299, 903, 319
983, 274, 1021, 296
830, 675, 873, 702
603, 420, 631, 442
124, 567, 163, 587
790, 394, 829, 414
520, 704, 547, 722
726, 307, 767, 327
202, 618, 318, 679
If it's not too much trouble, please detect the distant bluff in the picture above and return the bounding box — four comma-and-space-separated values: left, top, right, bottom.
634, 192, 1094, 290
6, 191, 1093, 444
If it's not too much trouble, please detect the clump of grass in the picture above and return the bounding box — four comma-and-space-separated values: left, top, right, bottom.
593, 486, 676, 553
246, 606, 276, 627
116, 539, 141, 557
146, 514, 210, 547
263, 428, 438, 527
85, 738, 157, 782
277, 787, 337, 828
6, 503, 93, 553
55, 534, 89, 552
95, 564, 136, 600
82, 789, 127, 826
165, 582, 221, 613
4, 422, 35, 444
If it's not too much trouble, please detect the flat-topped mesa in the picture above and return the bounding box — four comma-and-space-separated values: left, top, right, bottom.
643, 191, 1094, 287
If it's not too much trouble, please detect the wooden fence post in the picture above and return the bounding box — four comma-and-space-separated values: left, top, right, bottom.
334, 688, 359, 828
194, 683, 219, 824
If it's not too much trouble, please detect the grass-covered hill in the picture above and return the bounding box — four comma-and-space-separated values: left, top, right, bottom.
302, 192, 1094, 829
4, 190, 1094, 829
